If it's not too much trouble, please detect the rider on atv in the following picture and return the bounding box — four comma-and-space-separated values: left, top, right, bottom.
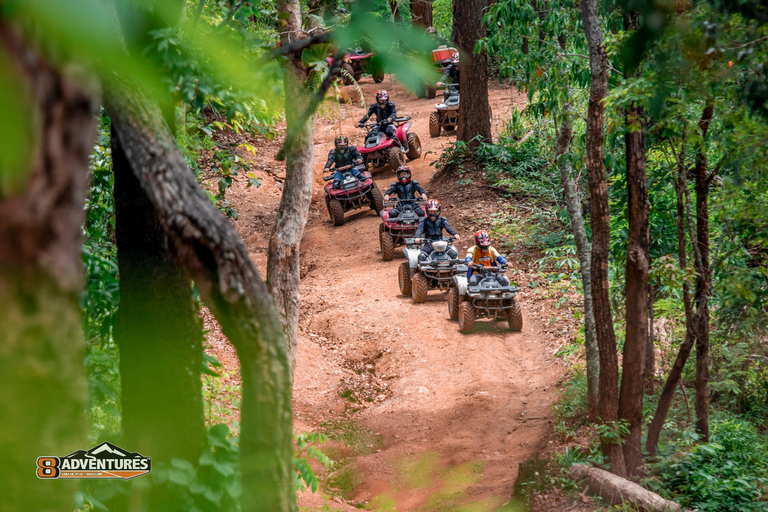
384, 166, 428, 217
358, 90, 401, 147
465, 230, 510, 286
437, 55, 460, 88
414, 199, 460, 260
324, 134, 364, 188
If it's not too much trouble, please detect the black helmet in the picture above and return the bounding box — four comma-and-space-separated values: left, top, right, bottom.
397, 166, 411, 184
335, 134, 349, 153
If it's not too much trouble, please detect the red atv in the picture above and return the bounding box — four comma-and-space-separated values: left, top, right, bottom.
328, 48, 385, 85
357, 116, 422, 173
323, 164, 384, 227
378, 198, 425, 261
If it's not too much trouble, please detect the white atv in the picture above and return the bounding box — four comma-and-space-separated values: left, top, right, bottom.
429, 84, 459, 137
398, 236, 465, 304
449, 264, 523, 333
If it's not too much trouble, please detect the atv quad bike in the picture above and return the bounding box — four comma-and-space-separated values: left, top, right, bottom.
323, 164, 384, 227
329, 48, 385, 85
429, 84, 460, 137
414, 45, 460, 99
399, 236, 465, 304
357, 116, 422, 173
448, 264, 523, 333
379, 198, 425, 261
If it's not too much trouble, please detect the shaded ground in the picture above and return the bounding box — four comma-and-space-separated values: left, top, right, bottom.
202, 76, 587, 511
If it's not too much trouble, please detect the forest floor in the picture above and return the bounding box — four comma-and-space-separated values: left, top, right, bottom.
201, 76, 591, 512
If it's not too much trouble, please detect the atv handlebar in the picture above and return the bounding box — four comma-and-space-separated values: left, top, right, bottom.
406, 236, 456, 245
470, 264, 508, 272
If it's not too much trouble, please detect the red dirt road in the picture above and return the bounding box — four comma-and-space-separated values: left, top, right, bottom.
205, 76, 572, 511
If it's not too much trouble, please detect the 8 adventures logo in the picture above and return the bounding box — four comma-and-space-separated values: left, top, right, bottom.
37, 442, 151, 480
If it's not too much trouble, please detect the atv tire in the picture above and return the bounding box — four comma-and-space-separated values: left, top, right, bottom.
369, 185, 384, 214
372, 69, 384, 83
425, 84, 436, 99
328, 198, 345, 226
398, 262, 412, 296
448, 287, 460, 320
379, 222, 386, 234
380, 231, 394, 261
406, 133, 422, 160
354, 71, 363, 82
341, 63, 355, 85
429, 112, 441, 138
458, 302, 476, 333
506, 299, 523, 331
412, 272, 429, 304
386, 145, 404, 172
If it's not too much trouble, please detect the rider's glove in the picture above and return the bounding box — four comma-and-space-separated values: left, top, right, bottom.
358, 122, 364, 127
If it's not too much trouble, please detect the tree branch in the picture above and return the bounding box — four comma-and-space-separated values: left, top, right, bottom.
261, 31, 333, 61
276, 52, 343, 160
728, 34, 768, 50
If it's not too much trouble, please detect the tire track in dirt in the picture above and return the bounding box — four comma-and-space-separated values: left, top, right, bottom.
205, 76, 571, 511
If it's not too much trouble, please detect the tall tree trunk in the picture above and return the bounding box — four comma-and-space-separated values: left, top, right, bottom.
694, 102, 714, 442
618, 104, 649, 477
556, 106, 600, 421
0, 22, 95, 512
646, 134, 695, 457
580, 0, 626, 476
389, 0, 402, 21
106, 81, 296, 512
410, 0, 433, 27
271, 1, 314, 380
112, 126, 206, 473
454, 0, 492, 149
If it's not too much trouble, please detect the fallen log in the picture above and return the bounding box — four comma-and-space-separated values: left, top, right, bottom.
568, 464, 687, 512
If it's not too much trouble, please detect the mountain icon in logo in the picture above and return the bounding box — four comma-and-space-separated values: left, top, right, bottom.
37, 442, 151, 480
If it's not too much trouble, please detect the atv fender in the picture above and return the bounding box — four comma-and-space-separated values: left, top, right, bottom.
403, 246, 421, 270
396, 122, 411, 142
453, 274, 468, 297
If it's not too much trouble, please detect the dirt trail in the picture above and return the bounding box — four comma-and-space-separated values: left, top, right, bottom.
206, 77, 571, 511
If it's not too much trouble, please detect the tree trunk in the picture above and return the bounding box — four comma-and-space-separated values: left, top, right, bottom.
569, 464, 686, 511
105, 81, 296, 512
112, 126, 206, 473
453, 0, 492, 148
618, 103, 649, 477
390, 0, 402, 21
646, 134, 695, 457
410, 0, 433, 27
0, 22, 95, 512
580, 0, 626, 476
556, 106, 600, 421
693, 102, 713, 442
271, 1, 314, 380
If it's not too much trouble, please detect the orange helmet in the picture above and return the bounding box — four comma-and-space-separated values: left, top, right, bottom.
426, 199, 440, 220
475, 230, 490, 250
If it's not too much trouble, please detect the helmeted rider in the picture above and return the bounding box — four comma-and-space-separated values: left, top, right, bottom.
465, 230, 510, 286
414, 199, 460, 260
438, 55, 460, 87
324, 134, 364, 188
384, 166, 427, 217
358, 90, 399, 142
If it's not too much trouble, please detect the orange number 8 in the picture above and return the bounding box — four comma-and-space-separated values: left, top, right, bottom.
37, 457, 59, 478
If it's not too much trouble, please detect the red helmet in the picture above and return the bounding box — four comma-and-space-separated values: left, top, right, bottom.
376, 89, 389, 105
475, 230, 490, 250
426, 199, 440, 220
426, 26, 437, 35
396, 166, 411, 184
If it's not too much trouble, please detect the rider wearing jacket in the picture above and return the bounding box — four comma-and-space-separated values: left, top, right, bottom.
415, 199, 460, 260
465, 230, 510, 286
384, 166, 427, 217
358, 90, 398, 139
324, 135, 363, 188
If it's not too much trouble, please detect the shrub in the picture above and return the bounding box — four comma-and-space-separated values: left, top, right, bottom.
651, 417, 768, 511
